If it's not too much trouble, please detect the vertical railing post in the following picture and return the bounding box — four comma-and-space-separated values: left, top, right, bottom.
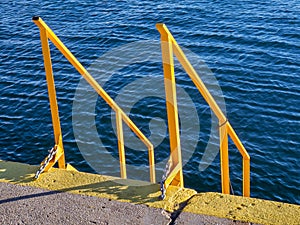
116, 111, 127, 179
227, 123, 250, 197
39, 26, 65, 169
33, 17, 158, 181
243, 159, 250, 197
219, 121, 230, 194
157, 24, 183, 187
148, 146, 156, 183
156, 23, 251, 197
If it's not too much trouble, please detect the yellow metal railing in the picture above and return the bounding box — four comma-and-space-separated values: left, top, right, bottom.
33, 17, 249, 197
157, 24, 250, 197
33, 16, 156, 183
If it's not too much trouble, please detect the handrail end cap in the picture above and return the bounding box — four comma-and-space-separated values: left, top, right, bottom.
32, 16, 40, 21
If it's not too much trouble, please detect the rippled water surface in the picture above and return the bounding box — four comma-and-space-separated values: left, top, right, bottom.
0, 0, 299, 204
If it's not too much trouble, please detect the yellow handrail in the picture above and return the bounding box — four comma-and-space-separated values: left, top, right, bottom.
33, 17, 249, 197
157, 24, 184, 190
156, 23, 250, 197
33, 16, 156, 183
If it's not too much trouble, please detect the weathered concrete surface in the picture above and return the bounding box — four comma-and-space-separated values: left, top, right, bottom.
0, 160, 299, 225
0, 160, 197, 213
0, 182, 169, 225
184, 193, 300, 225
0, 182, 249, 225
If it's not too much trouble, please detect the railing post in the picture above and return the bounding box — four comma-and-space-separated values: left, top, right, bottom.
38, 25, 65, 169
148, 146, 156, 183
219, 121, 230, 194
243, 159, 250, 197
33, 17, 157, 181
157, 24, 184, 187
227, 123, 250, 197
116, 111, 127, 179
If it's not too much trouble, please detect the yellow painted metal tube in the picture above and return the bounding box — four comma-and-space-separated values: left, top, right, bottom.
147, 142, 156, 183
227, 123, 250, 196
156, 24, 227, 124
120, 113, 153, 151
156, 23, 250, 197
157, 24, 184, 188
116, 110, 127, 179
33, 17, 152, 151
39, 26, 61, 145
227, 123, 250, 160
121, 113, 156, 183
243, 158, 250, 197
33, 16, 155, 183
33, 17, 86, 76
219, 124, 230, 194
38, 25, 65, 169
56, 134, 66, 169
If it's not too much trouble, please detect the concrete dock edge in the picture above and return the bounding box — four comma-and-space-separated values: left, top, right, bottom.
0, 160, 299, 224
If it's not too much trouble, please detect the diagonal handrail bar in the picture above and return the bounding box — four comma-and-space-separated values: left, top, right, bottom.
33, 16, 155, 183
156, 23, 250, 197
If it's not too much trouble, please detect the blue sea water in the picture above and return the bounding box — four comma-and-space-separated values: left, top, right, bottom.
0, 0, 299, 204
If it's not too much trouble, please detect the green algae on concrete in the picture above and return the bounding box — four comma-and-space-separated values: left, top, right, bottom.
1, 160, 300, 225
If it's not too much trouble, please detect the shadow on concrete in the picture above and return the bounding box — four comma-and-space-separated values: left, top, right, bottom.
0, 181, 159, 205
0, 189, 59, 204
0, 160, 38, 184
0, 160, 160, 205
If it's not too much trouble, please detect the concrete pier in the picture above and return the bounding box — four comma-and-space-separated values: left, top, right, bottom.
0, 160, 299, 224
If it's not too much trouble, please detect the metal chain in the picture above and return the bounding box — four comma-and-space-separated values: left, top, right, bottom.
34, 146, 57, 179
160, 158, 172, 200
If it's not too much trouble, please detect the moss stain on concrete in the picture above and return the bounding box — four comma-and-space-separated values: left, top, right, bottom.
1, 160, 299, 225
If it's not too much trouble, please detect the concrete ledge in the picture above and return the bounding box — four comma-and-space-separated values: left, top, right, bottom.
184, 193, 300, 225
0, 160, 196, 212
1, 160, 299, 224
